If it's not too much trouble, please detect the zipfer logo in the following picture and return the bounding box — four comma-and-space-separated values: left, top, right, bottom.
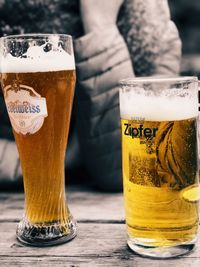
124, 123, 158, 138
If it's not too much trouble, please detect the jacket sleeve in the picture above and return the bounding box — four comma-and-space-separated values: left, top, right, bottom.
74, 25, 134, 191
118, 0, 181, 76
154, 0, 182, 75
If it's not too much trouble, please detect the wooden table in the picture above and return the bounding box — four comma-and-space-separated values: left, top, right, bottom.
0, 186, 200, 266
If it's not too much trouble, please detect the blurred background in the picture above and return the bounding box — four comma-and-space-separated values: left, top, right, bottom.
0, 0, 199, 188
0, 0, 199, 76
169, 0, 200, 76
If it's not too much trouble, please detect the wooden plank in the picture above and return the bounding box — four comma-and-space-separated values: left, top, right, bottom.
1, 189, 200, 266
0, 188, 124, 222
0, 256, 200, 267
0, 222, 200, 259
0, 222, 126, 257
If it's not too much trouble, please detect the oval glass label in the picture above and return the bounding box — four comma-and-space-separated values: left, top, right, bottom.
4, 84, 48, 135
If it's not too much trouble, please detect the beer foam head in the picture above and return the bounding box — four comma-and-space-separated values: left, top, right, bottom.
1, 43, 75, 73
120, 89, 198, 121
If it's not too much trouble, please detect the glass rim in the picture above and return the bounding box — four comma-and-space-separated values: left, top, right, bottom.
0, 33, 72, 41
119, 76, 198, 85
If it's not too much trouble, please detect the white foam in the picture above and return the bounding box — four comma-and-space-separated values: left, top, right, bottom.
1, 44, 75, 73
120, 90, 198, 121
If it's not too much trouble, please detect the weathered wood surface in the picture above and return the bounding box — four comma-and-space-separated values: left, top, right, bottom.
0, 187, 124, 222
0, 186, 200, 267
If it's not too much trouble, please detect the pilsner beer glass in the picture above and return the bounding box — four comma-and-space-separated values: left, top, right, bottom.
119, 77, 199, 258
0, 34, 76, 246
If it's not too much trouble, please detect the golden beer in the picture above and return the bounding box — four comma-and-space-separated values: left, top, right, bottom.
1, 70, 75, 223
0, 34, 76, 246
121, 118, 199, 245
119, 76, 199, 258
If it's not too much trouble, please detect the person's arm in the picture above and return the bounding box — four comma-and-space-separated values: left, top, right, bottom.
119, 0, 181, 76
0, 139, 22, 187
0, 94, 22, 188
74, 0, 134, 191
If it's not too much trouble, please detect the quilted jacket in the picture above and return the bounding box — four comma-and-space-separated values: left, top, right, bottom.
0, 0, 181, 191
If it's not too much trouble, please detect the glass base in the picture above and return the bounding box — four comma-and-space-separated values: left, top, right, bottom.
127, 237, 196, 259
16, 215, 76, 247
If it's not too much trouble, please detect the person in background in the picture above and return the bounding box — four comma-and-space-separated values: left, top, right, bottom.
0, 0, 181, 191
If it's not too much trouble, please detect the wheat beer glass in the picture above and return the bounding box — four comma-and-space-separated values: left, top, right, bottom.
119, 77, 199, 258
0, 34, 76, 246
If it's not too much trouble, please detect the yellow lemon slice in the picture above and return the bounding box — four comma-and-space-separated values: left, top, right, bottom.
181, 185, 200, 202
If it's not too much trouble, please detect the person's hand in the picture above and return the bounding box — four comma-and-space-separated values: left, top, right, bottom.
80, 0, 123, 34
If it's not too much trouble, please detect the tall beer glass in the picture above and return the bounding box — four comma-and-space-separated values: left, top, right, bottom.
119, 77, 199, 258
0, 34, 76, 246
